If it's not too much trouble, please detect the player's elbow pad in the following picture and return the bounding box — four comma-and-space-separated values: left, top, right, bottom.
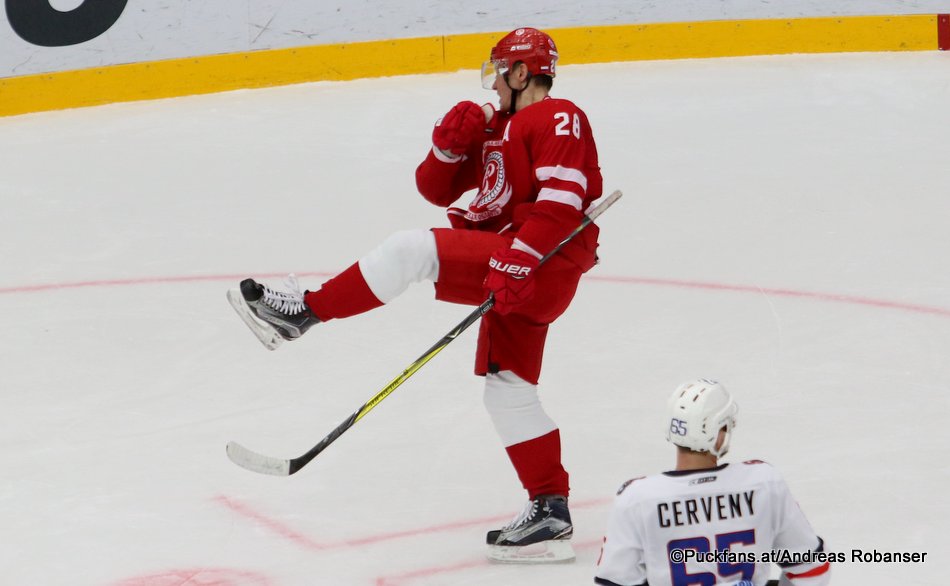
415, 163, 457, 207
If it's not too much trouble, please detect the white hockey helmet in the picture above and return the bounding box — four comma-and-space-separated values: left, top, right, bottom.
666, 378, 738, 457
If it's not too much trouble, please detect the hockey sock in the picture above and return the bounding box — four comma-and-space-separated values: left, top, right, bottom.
304, 230, 440, 321
484, 371, 569, 498
505, 429, 570, 499
304, 262, 383, 321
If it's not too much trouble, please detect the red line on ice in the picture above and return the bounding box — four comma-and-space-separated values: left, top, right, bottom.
214, 495, 611, 552
586, 275, 950, 318
374, 559, 488, 586
112, 567, 274, 586
373, 537, 604, 585
0, 271, 335, 294
3, 271, 947, 319
213, 495, 327, 551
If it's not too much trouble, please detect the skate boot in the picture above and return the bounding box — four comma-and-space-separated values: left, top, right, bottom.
227, 274, 319, 350
486, 495, 575, 564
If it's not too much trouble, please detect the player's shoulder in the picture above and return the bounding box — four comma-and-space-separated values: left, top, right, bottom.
615, 475, 648, 496
537, 96, 584, 111
731, 458, 790, 484
518, 97, 586, 121
522, 96, 586, 120
513, 98, 595, 145
612, 472, 673, 503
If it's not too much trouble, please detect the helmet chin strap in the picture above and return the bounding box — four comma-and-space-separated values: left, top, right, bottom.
503, 71, 532, 114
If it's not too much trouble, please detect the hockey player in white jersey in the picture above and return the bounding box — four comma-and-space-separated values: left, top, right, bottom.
594, 379, 831, 586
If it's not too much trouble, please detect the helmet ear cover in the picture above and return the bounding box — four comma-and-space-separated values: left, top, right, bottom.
665, 379, 738, 458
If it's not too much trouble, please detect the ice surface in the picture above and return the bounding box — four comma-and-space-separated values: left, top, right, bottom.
1, 51, 948, 585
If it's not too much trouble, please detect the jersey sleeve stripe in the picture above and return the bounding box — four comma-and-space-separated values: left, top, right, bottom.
535, 165, 588, 191
786, 561, 830, 579
537, 187, 584, 210
431, 146, 463, 163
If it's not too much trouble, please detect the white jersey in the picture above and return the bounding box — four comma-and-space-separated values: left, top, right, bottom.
595, 460, 831, 586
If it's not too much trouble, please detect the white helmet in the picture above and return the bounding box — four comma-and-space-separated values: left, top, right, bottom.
666, 378, 738, 457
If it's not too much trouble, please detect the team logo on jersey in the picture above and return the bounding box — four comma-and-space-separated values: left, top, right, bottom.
469, 149, 512, 221
477, 151, 507, 207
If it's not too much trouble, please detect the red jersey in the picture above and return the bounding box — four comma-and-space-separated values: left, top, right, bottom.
416, 97, 603, 269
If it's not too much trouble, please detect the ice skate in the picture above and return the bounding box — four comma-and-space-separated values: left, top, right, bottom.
227, 274, 319, 350
486, 495, 575, 564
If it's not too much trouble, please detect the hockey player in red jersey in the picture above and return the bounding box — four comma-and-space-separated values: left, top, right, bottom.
595, 379, 832, 586
231, 28, 603, 562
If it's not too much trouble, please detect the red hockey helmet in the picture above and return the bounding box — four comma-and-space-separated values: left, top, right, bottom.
481, 27, 558, 89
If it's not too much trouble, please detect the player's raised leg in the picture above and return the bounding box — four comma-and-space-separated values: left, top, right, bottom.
230, 230, 440, 348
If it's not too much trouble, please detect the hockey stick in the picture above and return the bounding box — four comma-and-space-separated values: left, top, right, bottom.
226, 189, 623, 476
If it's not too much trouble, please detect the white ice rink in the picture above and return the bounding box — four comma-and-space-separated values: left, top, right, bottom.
2, 51, 949, 585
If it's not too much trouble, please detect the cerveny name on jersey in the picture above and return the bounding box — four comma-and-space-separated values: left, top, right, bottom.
657, 490, 756, 528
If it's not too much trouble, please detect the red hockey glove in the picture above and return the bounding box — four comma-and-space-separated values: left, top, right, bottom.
484, 248, 541, 315
432, 101, 486, 155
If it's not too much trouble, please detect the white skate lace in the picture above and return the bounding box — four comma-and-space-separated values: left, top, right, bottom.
502, 500, 539, 531
261, 274, 306, 315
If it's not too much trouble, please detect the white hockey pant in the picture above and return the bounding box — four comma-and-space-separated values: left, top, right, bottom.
357, 229, 440, 303
484, 370, 558, 447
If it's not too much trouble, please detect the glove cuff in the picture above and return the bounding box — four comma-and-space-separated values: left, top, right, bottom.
431, 145, 464, 163
511, 238, 543, 260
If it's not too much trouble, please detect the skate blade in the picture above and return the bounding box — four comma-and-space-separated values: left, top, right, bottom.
486, 540, 575, 564
227, 288, 284, 351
